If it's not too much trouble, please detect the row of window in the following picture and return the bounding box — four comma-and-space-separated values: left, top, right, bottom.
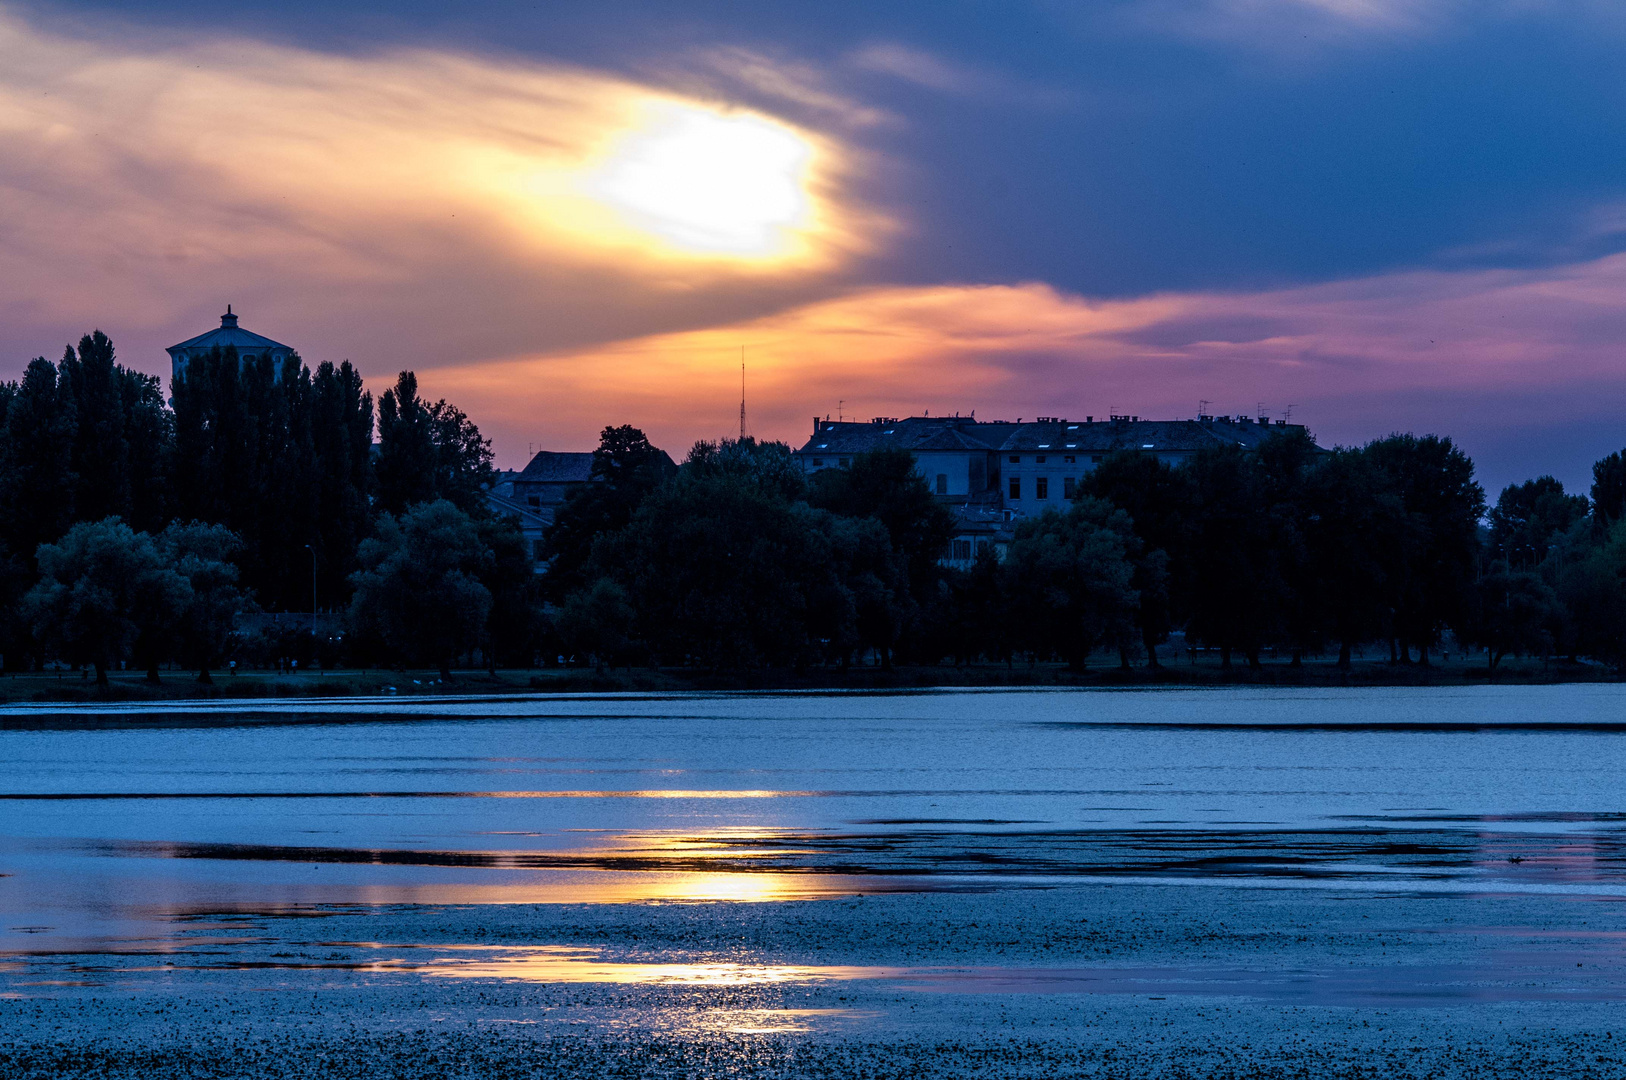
1010, 454, 1105, 464
1009, 477, 1079, 500
943, 538, 992, 560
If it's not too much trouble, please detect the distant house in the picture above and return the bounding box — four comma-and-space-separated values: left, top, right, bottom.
488, 451, 596, 571
167, 306, 297, 384
793, 413, 1319, 566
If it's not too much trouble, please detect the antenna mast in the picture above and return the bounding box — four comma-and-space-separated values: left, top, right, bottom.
739, 347, 746, 440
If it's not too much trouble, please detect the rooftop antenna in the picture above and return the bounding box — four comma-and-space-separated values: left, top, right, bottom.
1198, 399, 1211, 418
838, 399, 844, 422
739, 347, 746, 441
1283, 404, 1298, 422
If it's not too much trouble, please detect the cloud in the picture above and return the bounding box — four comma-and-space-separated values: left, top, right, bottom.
429, 251, 1626, 491
0, 7, 887, 374
846, 42, 1073, 107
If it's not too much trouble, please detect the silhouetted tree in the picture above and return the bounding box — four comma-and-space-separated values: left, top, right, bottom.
1461, 567, 1564, 675
59, 332, 170, 532
1184, 445, 1278, 668
1363, 434, 1485, 663
161, 522, 248, 683
349, 500, 493, 680
1080, 450, 1194, 667
543, 425, 675, 599
1304, 448, 1404, 668
0, 357, 78, 563
375, 371, 494, 517
1003, 497, 1139, 670
1489, 476, 1589, 569
24, 518, 189, 685
1592, 450, 1626, 535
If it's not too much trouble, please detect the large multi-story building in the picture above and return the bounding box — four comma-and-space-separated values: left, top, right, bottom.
794, 413, 1316, 566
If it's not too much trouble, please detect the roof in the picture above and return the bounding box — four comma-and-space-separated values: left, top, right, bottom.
167, 307, 294, 357
795, 415, 1316, 457
484, 490, 555, 528
517, 451, 595, 483
797, 416, 1004, 456
997, 417, 1308, 454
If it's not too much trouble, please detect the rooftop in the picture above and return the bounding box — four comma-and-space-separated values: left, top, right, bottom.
167, 306, 295, 358
796, 414, 1313, 457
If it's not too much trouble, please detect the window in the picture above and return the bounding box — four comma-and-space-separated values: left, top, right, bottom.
527, 495, 540, 507
975, 539, 989, 554
952, 538, 973, 560
935, 473, 948, 495
1009, 455, 1020, 463
1064, 455, 1075, 463
1036, 477, 1049, 499
1091, 455, 1103, 463
531, 540, 546, 561
1009, 477, 1021, 499
812, 458, 823, 467
1035, 455, 1046, 463
839, 457, 851, 468
1064, 477, 1077, 499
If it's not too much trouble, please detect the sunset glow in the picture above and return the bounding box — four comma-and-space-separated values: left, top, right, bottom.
583, 102, 818, 257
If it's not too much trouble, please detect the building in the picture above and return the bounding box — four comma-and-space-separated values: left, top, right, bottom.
167, 306, 297, 385
488, 451, 597, 571
794, 413, 1316, 565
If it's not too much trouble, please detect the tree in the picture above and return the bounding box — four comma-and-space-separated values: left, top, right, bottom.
1488, 476, 1589, 569
173, 347, 376, 613
476, 515, 544, 668
583, 471, 889, 670
0, 357, 78, 563
1254, 429, 1323, 665
375, 371, 494, 517
348, 500, 493, 680
543, 425, 675, 599
1184, 445, 1278, 668
1557, 520, 1626, 668
1304, 448, 1404, 668
24, 519, 189, 686
807, 447, 955, 595
160, 522, 248, 683
309, 361, 375, 610
1080, 451, 1194, 667
58, 332, 170, 533
1002, 497, 1139, 670
1363, 434, 1485, 663
1461, 567, 1564, 675
1592, 450, 1626, 534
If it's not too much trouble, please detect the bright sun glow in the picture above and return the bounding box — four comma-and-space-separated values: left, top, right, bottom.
583, 102, 816, 257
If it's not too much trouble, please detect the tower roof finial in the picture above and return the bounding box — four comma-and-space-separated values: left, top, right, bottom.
221, 305, 239, 328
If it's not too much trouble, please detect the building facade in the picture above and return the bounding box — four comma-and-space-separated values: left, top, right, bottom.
794, 413, 1317, 567
167, 307, 297, 384
487, 451, 597, 571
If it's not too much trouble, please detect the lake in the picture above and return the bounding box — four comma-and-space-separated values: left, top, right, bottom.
3, 685, 1626, 1077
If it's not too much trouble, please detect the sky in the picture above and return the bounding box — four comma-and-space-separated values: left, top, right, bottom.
2, 0, 1625, 495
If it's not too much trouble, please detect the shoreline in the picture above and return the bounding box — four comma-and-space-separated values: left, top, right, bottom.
0, 655, 1614, 704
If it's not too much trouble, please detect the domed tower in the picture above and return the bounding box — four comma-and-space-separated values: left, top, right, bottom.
166, 306, 296, 384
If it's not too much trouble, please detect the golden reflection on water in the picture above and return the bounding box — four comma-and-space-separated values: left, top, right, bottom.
397, 945, 900, 987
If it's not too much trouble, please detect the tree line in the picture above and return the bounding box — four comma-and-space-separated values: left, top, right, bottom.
4, 327, 1626, 682
540, 425, 1626, 675
0, 332, 536, 682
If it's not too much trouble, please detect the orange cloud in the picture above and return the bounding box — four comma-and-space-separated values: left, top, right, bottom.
428, 254, 1626, 466
0, 7, 884, 370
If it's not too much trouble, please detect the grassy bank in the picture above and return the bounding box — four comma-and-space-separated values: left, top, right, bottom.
0, 653, 1613, 703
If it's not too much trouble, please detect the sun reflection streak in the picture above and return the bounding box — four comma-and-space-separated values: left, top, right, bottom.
396, 945, 901, 986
